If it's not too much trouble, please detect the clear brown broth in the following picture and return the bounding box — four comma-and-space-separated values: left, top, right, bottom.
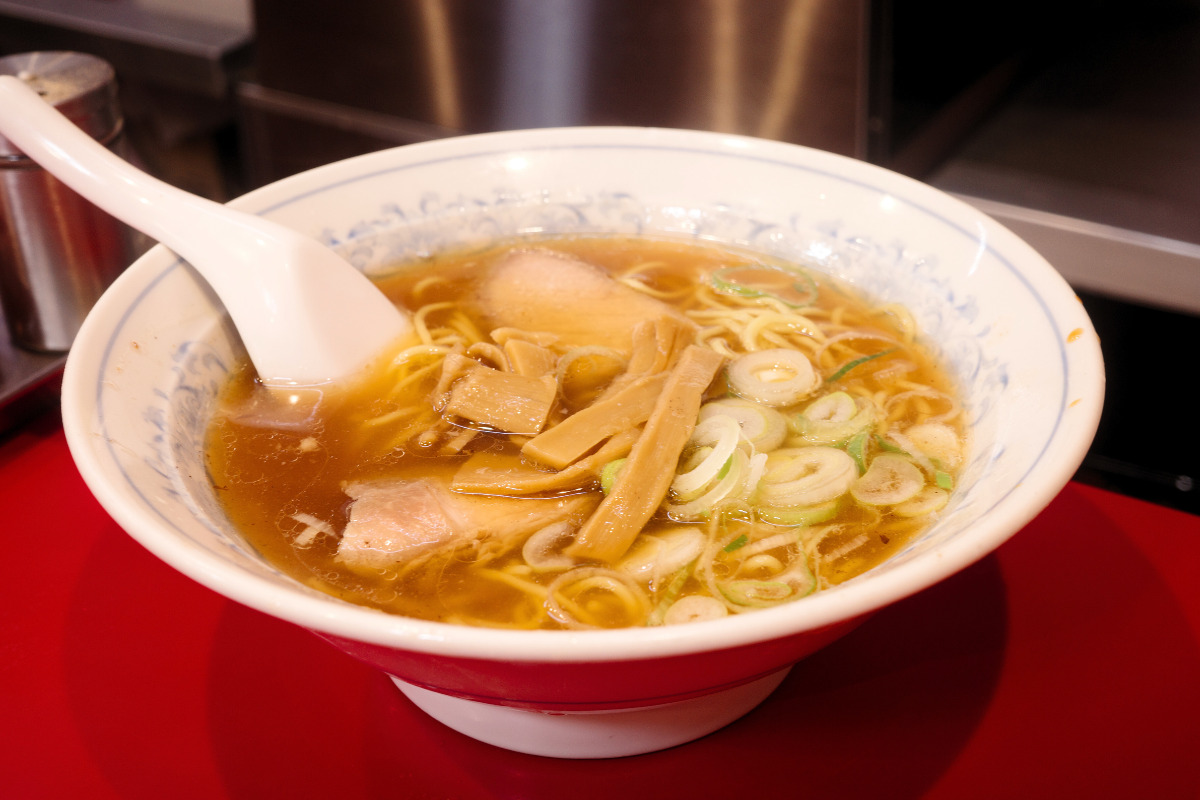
205, 235, 963, 629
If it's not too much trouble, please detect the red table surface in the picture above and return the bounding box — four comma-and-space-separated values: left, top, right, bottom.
2, 409, 1198, 800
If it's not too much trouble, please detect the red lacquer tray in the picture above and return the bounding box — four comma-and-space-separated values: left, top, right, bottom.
3, 410, 1198, 799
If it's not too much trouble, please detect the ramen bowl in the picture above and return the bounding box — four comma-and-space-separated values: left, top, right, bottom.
61, 127, 1104, 759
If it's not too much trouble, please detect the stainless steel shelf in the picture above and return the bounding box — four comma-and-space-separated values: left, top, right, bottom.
0, 0, 252, 97
953, 194, 1200, 316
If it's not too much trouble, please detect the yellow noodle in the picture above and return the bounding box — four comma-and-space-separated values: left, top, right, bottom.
474, 568, 551, 600
359, 406, 425, 429
412, 302, 456, 345
617, 275, 693, 302
873, 303, 918, 343
410, 274, 454, 302
465, 342, 508, 370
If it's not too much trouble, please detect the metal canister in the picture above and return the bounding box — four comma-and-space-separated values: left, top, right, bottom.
0, 52, 146, 352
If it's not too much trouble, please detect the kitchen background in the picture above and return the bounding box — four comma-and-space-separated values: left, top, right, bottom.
2, 0, 1197, 514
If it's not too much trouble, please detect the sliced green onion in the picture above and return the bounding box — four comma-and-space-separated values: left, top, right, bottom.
600, 458, 627, 494
740, 553, 785, 575
662, 595, 728, 625
619, 528, 706, 583
723, 533, 749, 553
718, 547, 816, 607
808, 390, 856, 417
698, 398, 788, 452
846, 430, 869, 473
743, 450, 768, 496
645, 565, 692, 626
789, 391, 874, 446
886, 429, 935, 475
893, 486, 951, 517
935, 470, 954, 490
756, 498, 841, 527
903, 422, 964, 470
720, 579, 793, 607
826, 348, 896, 383
711, 269, 765, 299
710, 264, 819, 308
672, 415, 743, 499
756, 446, 857, 508
779, 556, 817, 598
665, 448, 752, 521
727, 349, 820, 408
851, 453, 925, 506
738, 528, 802, 557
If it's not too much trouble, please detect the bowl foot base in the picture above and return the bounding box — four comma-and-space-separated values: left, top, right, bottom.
390, 667, 791, 759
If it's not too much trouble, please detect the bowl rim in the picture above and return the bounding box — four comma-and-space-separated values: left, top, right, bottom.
61, 125, 1105, 663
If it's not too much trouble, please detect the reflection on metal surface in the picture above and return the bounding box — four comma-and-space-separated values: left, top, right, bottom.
248, 0, 870, 169
757, 0, 820, 141
706, 0, 824, 139
497, 0, 595, 130
708, 0, 738, 133
242, 0, 1065, 186
417, 0, 463, 131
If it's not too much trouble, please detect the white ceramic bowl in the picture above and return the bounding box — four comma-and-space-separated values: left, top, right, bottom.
61, 127, 1104, 758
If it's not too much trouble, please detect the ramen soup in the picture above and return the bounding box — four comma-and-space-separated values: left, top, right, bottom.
206, 236, 966, 630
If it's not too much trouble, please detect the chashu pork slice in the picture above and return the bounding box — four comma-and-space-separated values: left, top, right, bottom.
335, 477, 596, 573
473, 249, 696, 356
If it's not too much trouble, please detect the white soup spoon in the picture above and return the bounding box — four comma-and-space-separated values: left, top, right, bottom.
0, 74, 412, 386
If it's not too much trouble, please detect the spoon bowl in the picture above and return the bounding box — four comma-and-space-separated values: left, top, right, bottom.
0, 74, 410, 386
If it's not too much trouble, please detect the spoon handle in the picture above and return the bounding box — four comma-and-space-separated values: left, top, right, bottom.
0, 75, 410, 385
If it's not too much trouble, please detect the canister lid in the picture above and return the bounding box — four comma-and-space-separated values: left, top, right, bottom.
0, 51, 121, 159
